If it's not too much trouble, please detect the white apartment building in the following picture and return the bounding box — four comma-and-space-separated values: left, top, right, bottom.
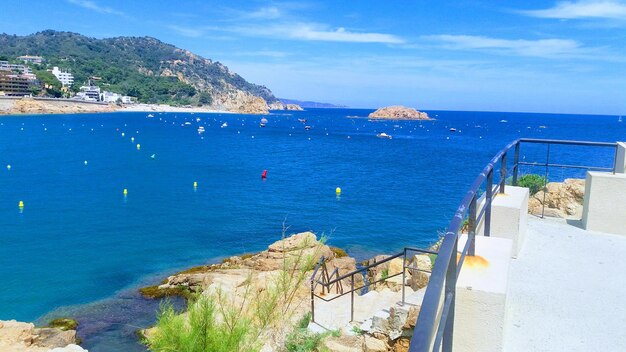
51, 67, 74, 86
100, 90, 135, 104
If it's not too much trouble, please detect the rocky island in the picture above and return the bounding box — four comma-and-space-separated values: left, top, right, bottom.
368, 106, 431, 120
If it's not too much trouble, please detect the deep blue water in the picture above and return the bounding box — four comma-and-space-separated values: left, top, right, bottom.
0, 108, 623, 351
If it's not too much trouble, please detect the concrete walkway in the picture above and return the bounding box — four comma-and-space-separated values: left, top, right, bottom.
505, 216, 626, 351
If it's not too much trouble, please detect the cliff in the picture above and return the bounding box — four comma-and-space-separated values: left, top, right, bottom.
368, 106, 430, 120
268, 101, 304, 111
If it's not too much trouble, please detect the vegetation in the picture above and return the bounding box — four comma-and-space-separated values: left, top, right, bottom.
517, 174, 547, 195
147, 231, 326, 352
48, 318, 78, 331
381, 268, 389, 280
330, 246, 348, 258
139, 285, 193, 299
0, 30, 277, 105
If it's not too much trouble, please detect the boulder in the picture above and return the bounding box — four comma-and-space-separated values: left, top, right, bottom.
363, 335, 387, 352
323, 335, 364, 352
0, 320, 81, 352
407, 271, 429, 291
528, 178, 585, 218
368, 106, 430, 120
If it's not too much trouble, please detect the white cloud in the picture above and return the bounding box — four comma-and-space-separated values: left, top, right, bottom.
236, 23, 404, 44
246, 6, 283, 20
520, 0, 626, 20
424, 34, 591, 58
66, 0, 126, 16
168, 25, 205, 38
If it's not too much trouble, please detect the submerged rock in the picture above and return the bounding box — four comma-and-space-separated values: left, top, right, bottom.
368, 106, 430, 120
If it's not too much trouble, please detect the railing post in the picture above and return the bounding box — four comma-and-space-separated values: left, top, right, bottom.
499, 152, 507, 194
541, 144, 551, 219
485, 169, 493, 237
442, 233, 458, 352
512, 141, 520, 186
468, 195, 477, 256
402, 249, 406, 305
350, 275, 355, 322
310, 278, 315, 323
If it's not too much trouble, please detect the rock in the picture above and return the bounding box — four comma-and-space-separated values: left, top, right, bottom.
49, 345, 88, 352
403, 306, 420, 330
388, 258, 404, 277
33, 328, 76, 348
0, 320, 80, 352
392, 337, 410, 352
268, 232, 317, 252
528, 178, 585, 218
268, 102, 304, 110
407, 271, 429, 291
411, 255, 432, 272
47, 318, 78, 331
368, 106, 430, 120
363, 335, 387, 352
212, 90, 269, 114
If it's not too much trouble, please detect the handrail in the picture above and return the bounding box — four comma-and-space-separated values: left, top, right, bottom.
409, 138, 618, 352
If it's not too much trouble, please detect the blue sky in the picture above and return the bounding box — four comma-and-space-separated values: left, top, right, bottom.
1, 0, 625, 114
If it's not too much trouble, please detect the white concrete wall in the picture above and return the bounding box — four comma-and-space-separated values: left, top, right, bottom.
476, 186, 529, 257
616, 142, 626, 174
454, 235, 513, 352
582, 171, 626, 235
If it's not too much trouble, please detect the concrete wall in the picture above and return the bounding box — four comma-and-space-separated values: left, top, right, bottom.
582, 171, 626, 235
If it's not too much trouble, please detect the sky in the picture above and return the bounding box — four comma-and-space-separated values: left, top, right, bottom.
1, 0, 625, 115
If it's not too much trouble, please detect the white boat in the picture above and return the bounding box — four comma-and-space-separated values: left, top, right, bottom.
147, 114, 154, 118
221, 122, 228, 128
184, 122, 191, 125
619, 116, 623, 123
197, 126, 205, 133
376, 132, 392, 139
449, 128, 457, 132
500, 119, 508, 123
304, 125, 312, 130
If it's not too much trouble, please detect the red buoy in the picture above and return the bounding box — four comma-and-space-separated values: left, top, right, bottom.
261, 170, 267, 179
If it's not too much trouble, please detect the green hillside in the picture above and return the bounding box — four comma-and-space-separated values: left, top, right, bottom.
0, 30, 276, 105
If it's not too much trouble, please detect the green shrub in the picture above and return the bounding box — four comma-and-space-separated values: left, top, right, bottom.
48, 318, 78, 331
517, 174, 547, 195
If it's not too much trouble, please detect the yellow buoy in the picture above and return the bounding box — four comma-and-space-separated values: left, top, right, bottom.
121, 132, 125, 137
193, 181, 198, 188
136, 143, 141, 150
336, 187, 341, 195
123, 188, 128, 195
131, 137, 135, 142
18, 200, 24, 208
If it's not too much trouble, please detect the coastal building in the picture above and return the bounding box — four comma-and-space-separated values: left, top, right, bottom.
50, 66, 74, 86
100, 90, 135, 104
0, 61, 32, 75
17, 55, 44, 64
74, 82, 100, 101
0, 71, 32, 96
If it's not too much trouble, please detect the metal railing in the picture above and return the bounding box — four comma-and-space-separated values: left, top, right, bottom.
310, 247, 437, 324
409, 138, 618, 352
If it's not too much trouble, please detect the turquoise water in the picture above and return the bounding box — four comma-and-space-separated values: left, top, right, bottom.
0, 109, 623, 350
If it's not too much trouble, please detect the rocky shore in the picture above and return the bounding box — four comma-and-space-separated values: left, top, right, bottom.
0, 319, 86, 352
368, 106, 430, 120
528, 178, 585, 218
0, 95, 272, 116
140, 231, 434, 352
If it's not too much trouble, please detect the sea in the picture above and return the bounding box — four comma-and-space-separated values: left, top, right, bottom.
0, 108, 623, 351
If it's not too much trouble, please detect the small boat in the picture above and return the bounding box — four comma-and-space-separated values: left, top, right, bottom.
259, 123, 266, 128
500, 119, 508, 123
221, 122, 228, 128
260, 118, 268, 124
619, 116, 623, 123
298, 118, 307, 123
184, 122, 191, 125
376, 132, 392, 139
197, 126, 205, 133
147, 114, 154, 118
449, 128, 457, 132
539, 125, 547, 129
304, 125, 312, 130
196, 118, 201, 122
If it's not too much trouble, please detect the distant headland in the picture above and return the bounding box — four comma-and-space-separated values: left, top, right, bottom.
368, 105, 431, 120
